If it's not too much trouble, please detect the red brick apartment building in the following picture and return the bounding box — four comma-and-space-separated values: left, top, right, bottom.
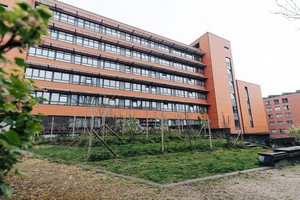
264, 90, 300, 134
1, 0, 268, 135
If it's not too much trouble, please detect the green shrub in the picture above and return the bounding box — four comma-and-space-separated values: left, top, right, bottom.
0, 3, 51, 197
89, 152, 113, 161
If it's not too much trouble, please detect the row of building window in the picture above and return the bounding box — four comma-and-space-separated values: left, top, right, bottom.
28, 47, 205, 86
50, 9, 200, 61
25, 68, 206, 99
226, 57, 241, 130
46, 29, 202, 73
269, 120, 293, 126
66, 117, 202, 129
266, 105, 290, 112
265, 98, 288, 105
245, 87, 254, 128
271, 129, 285, 134
33, 92, 207, 113
267, 113, 292, 119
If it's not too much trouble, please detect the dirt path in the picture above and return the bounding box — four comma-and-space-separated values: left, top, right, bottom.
4, 158, 300, 199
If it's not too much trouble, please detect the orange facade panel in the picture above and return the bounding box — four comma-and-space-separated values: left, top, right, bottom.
191, 33, 241, 133
236, 80, 268, 133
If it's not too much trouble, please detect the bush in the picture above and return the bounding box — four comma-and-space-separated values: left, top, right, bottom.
285, 126, 300, 141
89, 152, 113, 161
0, 3, 51, 197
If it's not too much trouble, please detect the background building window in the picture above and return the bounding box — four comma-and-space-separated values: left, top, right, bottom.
282, 98, 288, 103
274, 99, 279, 104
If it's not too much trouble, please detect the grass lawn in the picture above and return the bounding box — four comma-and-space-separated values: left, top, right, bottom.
32, 144, 265, 184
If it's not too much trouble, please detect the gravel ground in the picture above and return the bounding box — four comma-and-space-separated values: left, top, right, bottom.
4, 158, 300, 200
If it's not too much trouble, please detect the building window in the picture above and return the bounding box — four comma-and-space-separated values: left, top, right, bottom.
50, 93, 68, 105
269, 121, 275, 126
274, 106, 280, 111
50, 9, 203, 63
245, 87, 254, 127
273, 99, 279, 104
276, 113, 282, 118
53, 72, 70, 83
267, 114, 273, 119
271, 129, 277, 134
285, 113, 292, 118
287, 120, 293, 126
283, 105, 290, 110
265, 100, 271, 105
226, 57, 240, 130
132, 84, 141, 92
278, 121, 284, 126
282, 98, 288, 103
279, 129, 285, 134
193, 43, 200, 48
266, 107, 272, 112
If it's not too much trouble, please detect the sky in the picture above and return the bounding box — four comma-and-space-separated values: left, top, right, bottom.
60, 0, 300, 97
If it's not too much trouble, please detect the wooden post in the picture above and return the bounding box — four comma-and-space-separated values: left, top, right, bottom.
72, 116, 76, 138
207, 117, 213, 149
92, 130, 117, 157
146, 111, 149, 140
50, 117, 54, 140
83, 116, 87, 136
122, 115, 125, 135
161, 111, 164, 152
87, 100, 96, 159
154, 111, 157, 129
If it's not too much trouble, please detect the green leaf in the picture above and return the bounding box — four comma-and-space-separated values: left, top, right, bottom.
14, 57, 27, 67
17, 2, 30, 11
15, 168, 27, 176
5, 130, 20, 145
4, 103, 17, 111
37, 7, 53, 20
0, 5, 5, 12
0, 138, 8, 148
0, 182, 12, 198
28, 98, 38, 106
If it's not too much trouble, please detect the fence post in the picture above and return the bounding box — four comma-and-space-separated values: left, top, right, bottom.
72, 116, 76, 138
161, 111, 164, 152
146, 111, 149, 140
50, 116, 54, 140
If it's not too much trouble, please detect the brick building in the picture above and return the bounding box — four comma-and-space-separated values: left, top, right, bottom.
264, 90, 300, 134
1, 0, 268, 135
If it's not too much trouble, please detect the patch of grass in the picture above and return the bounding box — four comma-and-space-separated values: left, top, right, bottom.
32, 144, 264, 183
32, 145, 87, 164
35, 139, 242, 160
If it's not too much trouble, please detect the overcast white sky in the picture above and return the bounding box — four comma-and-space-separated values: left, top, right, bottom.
60, 0, 300, 97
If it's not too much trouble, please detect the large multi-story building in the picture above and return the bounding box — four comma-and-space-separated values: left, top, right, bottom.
264, 90, 300, 134
1, 0, 268, 135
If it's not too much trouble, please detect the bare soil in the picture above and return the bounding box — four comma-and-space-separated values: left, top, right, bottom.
4, 158, 300, 200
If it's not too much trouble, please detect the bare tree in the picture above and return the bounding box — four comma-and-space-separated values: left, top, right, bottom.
275, 0, 300, 20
